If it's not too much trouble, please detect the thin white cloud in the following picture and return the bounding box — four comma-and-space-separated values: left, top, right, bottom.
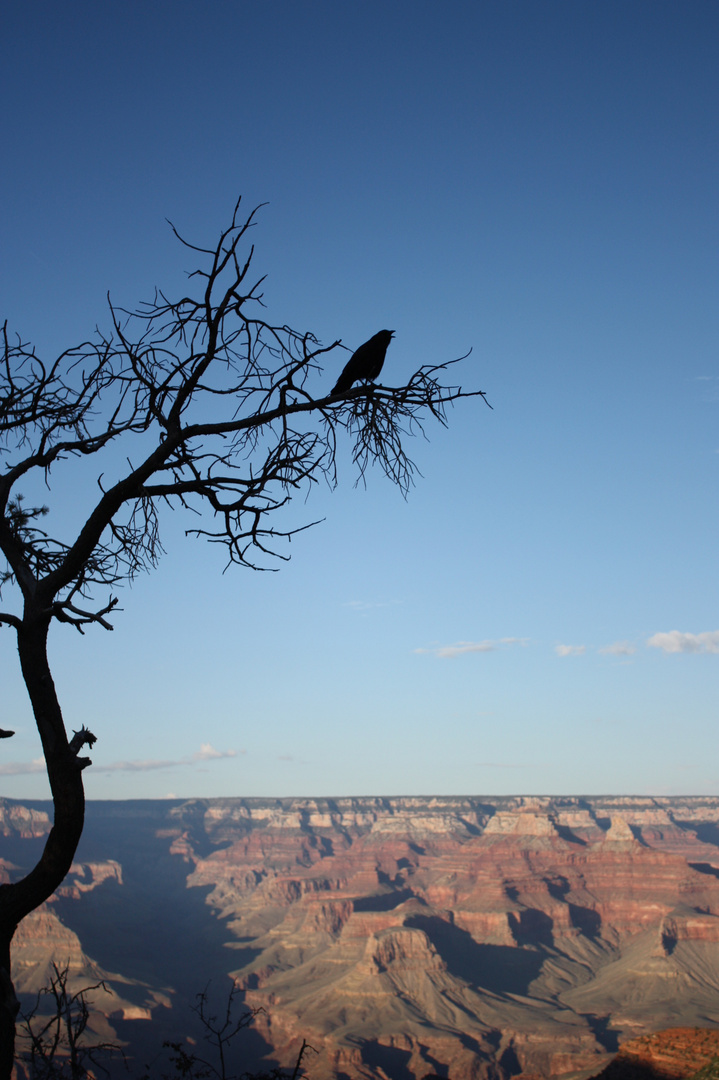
647, 630, 719, 655
193, 743, 237, 761
436, 641, 496, 658
0, 757, 45, 777
0, 745, 238, 777
415, 638, 527, 659
555, 644, 586, 657
599, 641, 636, 656
95, 744, 237, 774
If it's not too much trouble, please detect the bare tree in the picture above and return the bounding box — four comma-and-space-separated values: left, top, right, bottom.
0, 197, 489, 1074
16, 961, 123, 1080
17, 965, 312, 1080
151, 984, 316, 1080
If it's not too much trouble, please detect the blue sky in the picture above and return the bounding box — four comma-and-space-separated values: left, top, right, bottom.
1, 1, 717, 799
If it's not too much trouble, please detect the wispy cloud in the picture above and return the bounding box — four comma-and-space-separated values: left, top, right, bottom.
647, 630, 719, 655
0, 757, 45, 777
599, 640, 636, 656
1, 745, 242, 778
415, 638, 528, 659
193, 743, 237, 761
91, 744, 238, 774
555, 644, 586, 657
95, 759, 181, 773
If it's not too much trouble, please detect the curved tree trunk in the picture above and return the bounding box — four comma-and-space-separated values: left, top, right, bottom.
0, 608, 89, 1080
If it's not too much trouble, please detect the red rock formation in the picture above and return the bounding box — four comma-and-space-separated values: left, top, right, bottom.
183, 799, 719, 1078
0, 804, 51, 839
6, 795, 719, 1079
592, 1027, 719, 1080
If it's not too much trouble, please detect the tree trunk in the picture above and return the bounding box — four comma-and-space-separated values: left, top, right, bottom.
0, 934, 18, 1080
0, 609, 87, 1079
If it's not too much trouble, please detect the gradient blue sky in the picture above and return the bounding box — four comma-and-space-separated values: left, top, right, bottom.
1, 1, 717, 799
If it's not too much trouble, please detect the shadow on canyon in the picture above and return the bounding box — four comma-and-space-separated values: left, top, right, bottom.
361, 1043, 415, 1080
584, 1014, 620, 1053
53, 804, 229, 991
354, 889, 415, 912
360, 1035, 476, 1080
44, 803, 285, 1072
680, 821, 719, 848
404, 914, 545, 995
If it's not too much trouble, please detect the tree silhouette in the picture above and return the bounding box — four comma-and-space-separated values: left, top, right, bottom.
0, 197, 489, 1073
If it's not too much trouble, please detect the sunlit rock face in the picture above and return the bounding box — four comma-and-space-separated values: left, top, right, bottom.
592, 1027, 719, 1080
0, 803, 50, 839
6, 795, 719, 1080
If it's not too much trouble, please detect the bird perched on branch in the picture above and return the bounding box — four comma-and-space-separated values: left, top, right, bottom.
330, 330, 394, 395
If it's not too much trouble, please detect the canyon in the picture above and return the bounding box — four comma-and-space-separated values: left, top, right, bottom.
4, 795, 719, 1080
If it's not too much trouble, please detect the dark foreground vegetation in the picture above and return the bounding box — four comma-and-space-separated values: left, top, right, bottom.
16, 964, 313, 1080
15, 965, 719, 1080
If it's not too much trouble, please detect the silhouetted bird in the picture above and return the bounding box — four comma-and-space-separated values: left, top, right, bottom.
331, 330, 394, 395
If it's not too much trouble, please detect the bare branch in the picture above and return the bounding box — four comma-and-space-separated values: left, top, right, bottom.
2, 224, 484, 593
52, 596, 119, 634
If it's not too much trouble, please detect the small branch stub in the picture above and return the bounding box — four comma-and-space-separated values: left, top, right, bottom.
68, 726, 97, 769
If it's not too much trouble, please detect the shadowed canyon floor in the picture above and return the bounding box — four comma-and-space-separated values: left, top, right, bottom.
5, 796, 719, 1079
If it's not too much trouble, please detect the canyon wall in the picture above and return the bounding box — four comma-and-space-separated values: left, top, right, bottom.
5, 796, 719, 1079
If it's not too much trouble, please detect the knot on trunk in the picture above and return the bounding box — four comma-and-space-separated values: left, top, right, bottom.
68, 726, 97, 769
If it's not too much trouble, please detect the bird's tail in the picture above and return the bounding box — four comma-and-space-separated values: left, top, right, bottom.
330, 374, 352, 396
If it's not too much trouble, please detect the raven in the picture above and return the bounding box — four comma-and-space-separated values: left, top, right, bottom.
330, 330, 394, 395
